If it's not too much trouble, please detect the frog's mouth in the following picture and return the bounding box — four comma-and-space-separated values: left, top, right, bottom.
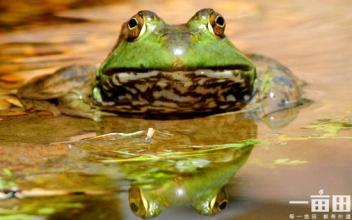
97, 66, 256, 113
102, 64, 253, 76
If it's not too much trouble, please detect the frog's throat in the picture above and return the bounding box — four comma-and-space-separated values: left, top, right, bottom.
94, 68, 256, 114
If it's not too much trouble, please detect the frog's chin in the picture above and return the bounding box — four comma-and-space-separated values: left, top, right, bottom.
95, 68, 255, 114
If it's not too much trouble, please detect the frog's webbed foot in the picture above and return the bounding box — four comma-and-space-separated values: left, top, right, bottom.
19, 96, 109, 121
57, 103, 115, 121
245, 54, 303, 127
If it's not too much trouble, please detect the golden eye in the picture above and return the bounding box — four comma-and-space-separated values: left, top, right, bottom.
210, 187, 228, 214
127, 14, 145, 41
209, 12, 226, 38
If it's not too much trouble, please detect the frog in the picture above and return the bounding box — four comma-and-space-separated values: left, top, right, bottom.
17, 8, 302, 121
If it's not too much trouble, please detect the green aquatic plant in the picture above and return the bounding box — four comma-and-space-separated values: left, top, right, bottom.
304, 118, 352, 137
276, 118, 352, 144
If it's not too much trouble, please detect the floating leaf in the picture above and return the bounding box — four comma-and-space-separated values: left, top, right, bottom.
274, 158, 307, 165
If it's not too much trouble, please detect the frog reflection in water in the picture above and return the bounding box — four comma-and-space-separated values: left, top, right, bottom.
18, 8, 301, 120
125, 142, 254, 218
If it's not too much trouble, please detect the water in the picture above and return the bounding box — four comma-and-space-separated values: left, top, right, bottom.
0, 0, 351, 219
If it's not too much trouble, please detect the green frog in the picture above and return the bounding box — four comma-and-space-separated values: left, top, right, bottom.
18, 8, 302, 120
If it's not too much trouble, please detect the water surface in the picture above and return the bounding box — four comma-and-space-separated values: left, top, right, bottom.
0, 0, 351, 219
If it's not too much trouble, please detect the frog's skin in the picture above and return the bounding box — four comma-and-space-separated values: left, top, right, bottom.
18, 8, 301, 120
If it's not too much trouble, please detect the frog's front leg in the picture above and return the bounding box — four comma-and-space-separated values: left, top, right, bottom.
245, 54, 303, 122
18, 65, 108, 121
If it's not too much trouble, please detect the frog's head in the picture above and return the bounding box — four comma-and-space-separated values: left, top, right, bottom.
98, 8, 255, 73
95, 9, 257, 113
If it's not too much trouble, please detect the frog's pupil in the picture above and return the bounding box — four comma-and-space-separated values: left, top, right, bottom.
128, 18, 138, 29
219, 201, 227, 210
216, 16, 225, 26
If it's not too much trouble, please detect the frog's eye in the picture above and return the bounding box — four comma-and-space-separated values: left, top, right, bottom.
208, 12, 226, 38
210, 187, 228, 214
127, 14, 145, 41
